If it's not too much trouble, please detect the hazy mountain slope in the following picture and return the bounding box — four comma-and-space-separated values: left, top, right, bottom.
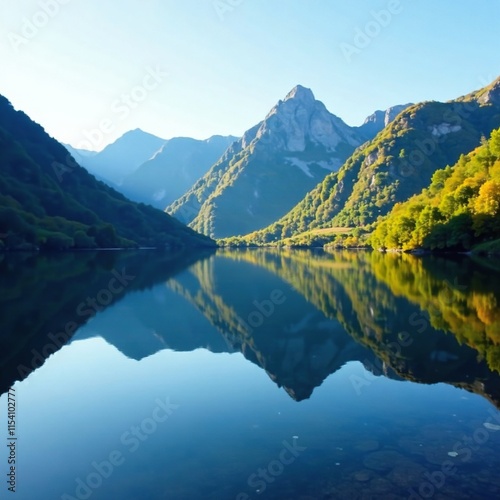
63, 143, 97, 163
118, 135, 236, 208
0, 95, 214, 250
75, 128, 166, 184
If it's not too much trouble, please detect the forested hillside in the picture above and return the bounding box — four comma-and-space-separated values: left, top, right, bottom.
0, 96, 214, 251
370, 128, 500, 251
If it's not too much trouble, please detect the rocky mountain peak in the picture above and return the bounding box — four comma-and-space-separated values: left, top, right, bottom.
252, 85, 360, 153
384, 104, 413, 126
363, 103, 412, 127
479, 75, 500, 104
362, 110, 385, 127
356, 103, 412, 140
284, 85, 316, 104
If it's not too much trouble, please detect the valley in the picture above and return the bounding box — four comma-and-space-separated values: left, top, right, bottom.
3, 76, 499, 255
3, 4, 500, 499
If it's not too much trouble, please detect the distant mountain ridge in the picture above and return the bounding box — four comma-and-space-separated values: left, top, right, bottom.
355, 103, 413, 140
70, 128, 166, 185
168, 85, 405, 238
118, 134, 237, 208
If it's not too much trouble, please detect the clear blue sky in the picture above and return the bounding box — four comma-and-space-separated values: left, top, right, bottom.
0, 0, 499, 151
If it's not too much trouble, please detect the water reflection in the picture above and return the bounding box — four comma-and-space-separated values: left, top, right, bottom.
217, 249, 500, 406
0, 249, 213, 394
1, 249, 500, 499
68, 249, 500, 408
2, 249, 500, 406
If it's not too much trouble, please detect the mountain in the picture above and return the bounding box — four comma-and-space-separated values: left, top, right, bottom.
4, 247, 500, 407
370, 126, 500, 251
74, 129, 166, 185
0, 95, 214, 250
63, 144, 112, 184
63, 143, 97, 162
242, 77, 500, 244
117, 135, 237, 208
0, 249, 214, 394
72, 277, 233, 360
166, 254, 373, 401
220, 249, 500, 406
167, 85, 367, 238
355, 103, 413, 140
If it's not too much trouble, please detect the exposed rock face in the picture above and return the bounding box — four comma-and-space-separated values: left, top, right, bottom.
167, 85, 366, 238
429, 123, 462, 137
254, 85, 361, 153
356, 103, 413, 140
479, 75, 500, 104
251, 76, 500, 239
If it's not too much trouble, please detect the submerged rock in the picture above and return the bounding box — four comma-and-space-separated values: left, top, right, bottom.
369, 477, 395, 493
398, 435, 425, 456
363, 450, 406, 472
354, 439, 380, 452
388, 460, 427, 488
352, 469, 373, 482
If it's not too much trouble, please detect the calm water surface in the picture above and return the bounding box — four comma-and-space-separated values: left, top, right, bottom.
1, 249, 500, 500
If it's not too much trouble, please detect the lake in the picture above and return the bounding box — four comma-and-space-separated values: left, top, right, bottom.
1, 249, 500, 500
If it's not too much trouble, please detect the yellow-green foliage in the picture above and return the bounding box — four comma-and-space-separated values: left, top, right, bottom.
371, 128, 500, 251
219, 249, 500, 374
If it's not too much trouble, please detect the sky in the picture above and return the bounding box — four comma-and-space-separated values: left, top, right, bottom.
0, 0, 499, 152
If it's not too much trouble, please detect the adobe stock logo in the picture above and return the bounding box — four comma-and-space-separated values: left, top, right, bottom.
61, 397, 179, 500
74, 65, 167, 152
236, 438, 307, 499
236, 289, 287, 334
340, 0, 404, 63
8, 0, 72, 52
213, 0, 244, 21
